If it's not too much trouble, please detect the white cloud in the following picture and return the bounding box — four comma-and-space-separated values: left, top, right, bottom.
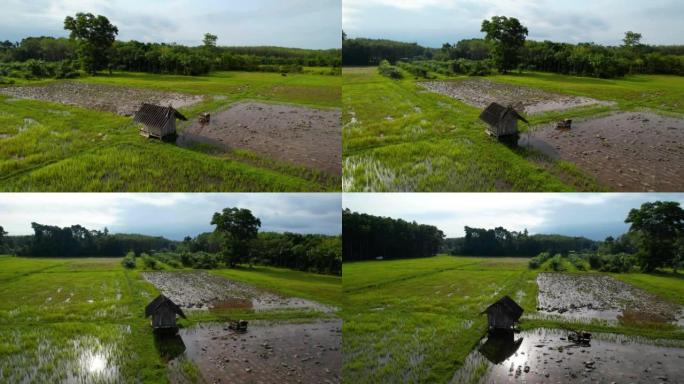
343, 0, 683, 46
342, 193, 676, 238
0, 193, 341, 239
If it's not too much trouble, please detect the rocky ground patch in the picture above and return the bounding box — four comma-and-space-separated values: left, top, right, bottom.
0, 81, 203, 116
419, 79, 614, 114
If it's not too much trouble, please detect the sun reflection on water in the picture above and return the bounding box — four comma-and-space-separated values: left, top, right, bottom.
86, 352, 107, 373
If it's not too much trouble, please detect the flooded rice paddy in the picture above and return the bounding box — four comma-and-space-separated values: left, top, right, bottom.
520, 111, 684, 191
0, 326, 128, 384
0, 82, 204, 116
452, 328, 684, 383
535, 273, 683, 326
419, 79, 614, 114
168, 319, 341, 384
142, 271, 335, 313
178, 101, 341, 174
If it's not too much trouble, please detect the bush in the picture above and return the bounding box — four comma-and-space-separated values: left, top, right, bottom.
190, 251, 220, 269
378, 60, 403, 79
549, 254, 566, 271
141, 253, 159, 270
121, 251, 136, 269
568, 254, 589, 271
600, 253, 636, 273
588, 253, 604, 270
528, 251, 552, 269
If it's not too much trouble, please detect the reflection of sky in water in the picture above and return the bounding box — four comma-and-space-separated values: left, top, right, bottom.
452, 328, 684, 383
85, 352, 107, 373
73, 342, 119, 383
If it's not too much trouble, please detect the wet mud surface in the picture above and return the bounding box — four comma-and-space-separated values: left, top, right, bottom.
520, 111, 684, 191
0, 82, 204, 116
142, 271, 335, 313
419, 79, 613, 114
169, 320, 341, 384
536, 273, 683, 325
178, 102, 341, 174
452, 328, 684, 383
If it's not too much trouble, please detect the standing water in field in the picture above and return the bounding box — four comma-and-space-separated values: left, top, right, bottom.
168, 320, 342, 384
451, 328, 684, 383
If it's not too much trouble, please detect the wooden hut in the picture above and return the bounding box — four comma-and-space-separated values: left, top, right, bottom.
145, 295, 186, 331
479, 102, 528, 138
481, 296, 523, 330
133, 103, 187, 139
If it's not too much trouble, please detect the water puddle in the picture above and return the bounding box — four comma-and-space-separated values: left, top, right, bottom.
452, 328, 684, 383
168, 320, 341, 384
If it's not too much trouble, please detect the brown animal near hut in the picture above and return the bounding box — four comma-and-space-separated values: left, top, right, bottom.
145, 294, 187, 332
133, 103, 187, 139
479, 102, 529, 138
482, 296, 524, 331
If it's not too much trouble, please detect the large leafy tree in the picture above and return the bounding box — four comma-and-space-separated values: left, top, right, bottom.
64, 12, 118, 74
625, 201, 684, 272
0, 225, 7, 245
211, 208, 261, 267
481, 16, 528, 73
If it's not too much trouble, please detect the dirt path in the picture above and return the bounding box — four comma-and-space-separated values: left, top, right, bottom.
0, 82, 204, 116
452, 328, 684, 383
142, 271, 335, 313
521, 111, 684, 191
178, 102, 341, 175
536, 273, 683, 325
419, 79, 613, 114
170, 320, 341, 384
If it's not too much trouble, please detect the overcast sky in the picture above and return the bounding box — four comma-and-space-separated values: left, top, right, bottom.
343, 0, 684, 47
343, 193, 684, 240
0, 0, 341, 49
0, 193, 341, 240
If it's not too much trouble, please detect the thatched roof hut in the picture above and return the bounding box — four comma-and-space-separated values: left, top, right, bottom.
479, 102, 528, 137
134, 103, 187, 139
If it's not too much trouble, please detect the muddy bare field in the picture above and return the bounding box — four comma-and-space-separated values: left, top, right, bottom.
419, 79, 613, 114
452, 328, 684, 383
142, 271, 334, 313
170, 320, 341, 384
536, 273, 683, 325
0, 82, 203, 116
178, 102, 341, 174
520, 111, 684, 191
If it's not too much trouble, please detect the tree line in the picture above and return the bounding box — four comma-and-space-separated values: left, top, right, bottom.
444, 227, 598, 257
342, 209, 445, 261
0, 12, 340, 80
1, 223, 174, 257
343, 18, 684, 78
0, 207, 341, 275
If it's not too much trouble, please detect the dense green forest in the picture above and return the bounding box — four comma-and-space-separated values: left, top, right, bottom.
1, 209, 341, 275
342, 209, 445, 261
342, 21, 684, 78
1, 223, 175, 257
0, 12, 340, 81
443, 227, 598, 256
343, 201, 684, 274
